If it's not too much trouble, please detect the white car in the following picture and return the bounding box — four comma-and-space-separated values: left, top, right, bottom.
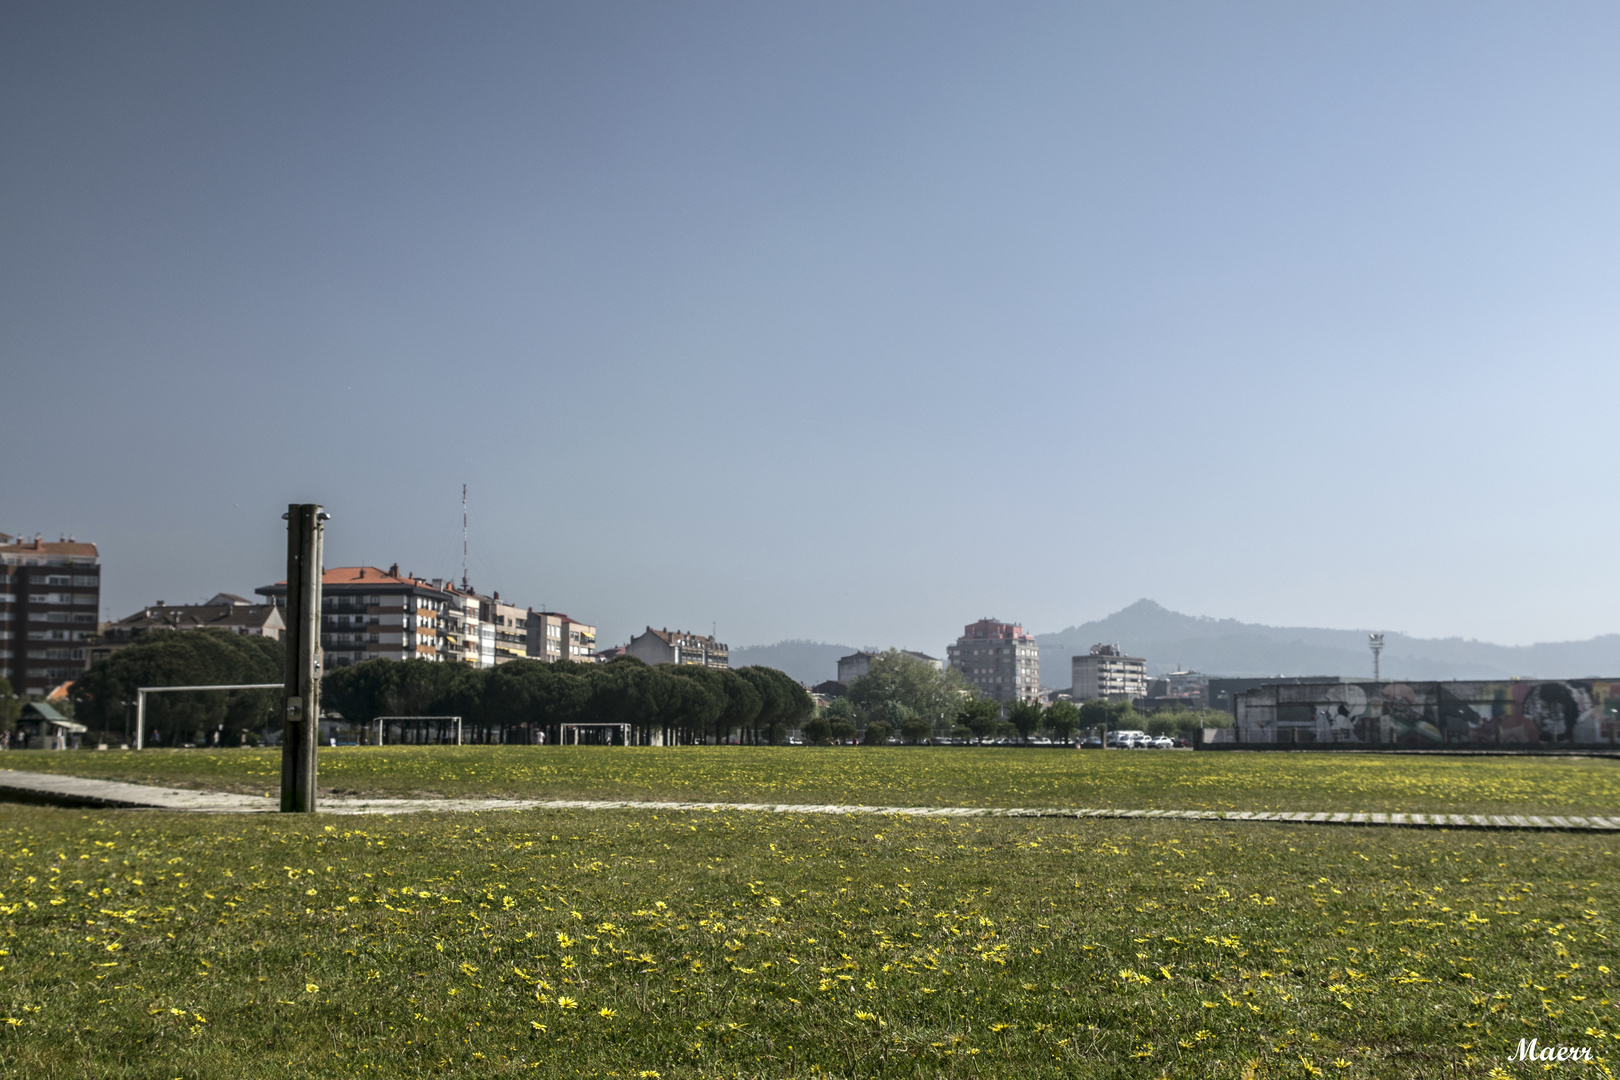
1150, 736, 1174, 749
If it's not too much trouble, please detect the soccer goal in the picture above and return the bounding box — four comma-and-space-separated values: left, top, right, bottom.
372, 716, 463, 746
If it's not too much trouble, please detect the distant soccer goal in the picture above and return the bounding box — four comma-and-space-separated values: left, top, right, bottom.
372, 716, 462, 746
134, 683, 280, 751
558, 723, 632, 746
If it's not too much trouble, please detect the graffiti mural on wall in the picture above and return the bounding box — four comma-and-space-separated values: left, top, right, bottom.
1235, 680, 1620, 746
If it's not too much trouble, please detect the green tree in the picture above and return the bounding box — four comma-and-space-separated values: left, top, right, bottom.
665, 665, 727, 743
1045, 700, 1081, 742
324, 659, 408, 738
957, 697, 1000, 741
845, 651, 967, 737
72, 629, 282, 745
802, 716, 832, 745
862, 720, 893, 745
715, 669, 763, 743
737, 667, 811, 745
1007, 700, 1043, 743
824, 699, 857, 744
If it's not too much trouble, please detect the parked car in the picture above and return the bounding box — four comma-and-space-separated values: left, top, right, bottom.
1150, 736, 1174, 749
1081, 736, 1103, 749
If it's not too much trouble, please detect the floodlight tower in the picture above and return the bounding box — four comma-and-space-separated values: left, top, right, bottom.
1369, 633, 1385, 683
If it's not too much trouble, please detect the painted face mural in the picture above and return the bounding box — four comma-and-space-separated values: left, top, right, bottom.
1517, 682, 1595, 744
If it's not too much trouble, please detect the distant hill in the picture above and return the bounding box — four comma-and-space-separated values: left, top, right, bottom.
1035, 599, 1620, 682
729, 640, 856, 684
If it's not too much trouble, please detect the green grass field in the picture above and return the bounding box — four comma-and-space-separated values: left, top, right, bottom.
0, 749, 1617, 1078
4, 745, 1620, 816
0, 803, 1615, 1079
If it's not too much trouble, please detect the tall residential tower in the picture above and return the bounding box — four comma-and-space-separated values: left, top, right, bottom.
946, 618, 1040, 704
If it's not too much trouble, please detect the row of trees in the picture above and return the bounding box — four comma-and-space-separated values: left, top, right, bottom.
66, 629, 813, 747
322, 655, 812, 745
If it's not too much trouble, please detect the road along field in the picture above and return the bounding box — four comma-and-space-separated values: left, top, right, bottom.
4, 745, 1620, 817
0, 802, 1616, 1079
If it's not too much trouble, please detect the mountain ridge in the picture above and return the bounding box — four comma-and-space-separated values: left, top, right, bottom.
732, 601, 1620, 686
1034, 599, 1620, 682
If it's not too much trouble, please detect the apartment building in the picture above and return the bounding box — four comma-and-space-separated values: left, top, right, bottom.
946, 618, 1040, 704
439, 583, 493, 667
0, 535, 102, 696
257, 565, 456, 668
105, 595, 284, 642
527, 610, 597, 663
625, 627, 729, 668
489, 594, 528, 665
1070, 643, 1148, 701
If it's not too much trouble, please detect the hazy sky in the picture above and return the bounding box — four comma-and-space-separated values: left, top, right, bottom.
5, 2, 1620, 654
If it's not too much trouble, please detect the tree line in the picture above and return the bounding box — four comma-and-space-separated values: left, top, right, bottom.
68, 629, 812, 746
322, 654, 812, 745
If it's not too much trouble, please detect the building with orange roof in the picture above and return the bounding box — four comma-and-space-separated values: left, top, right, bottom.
258, 564, 457, 668
256, 566, 563, 670
0, 534, 101, 696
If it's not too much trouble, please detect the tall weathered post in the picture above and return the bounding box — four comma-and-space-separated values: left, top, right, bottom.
281, 504, 326, 812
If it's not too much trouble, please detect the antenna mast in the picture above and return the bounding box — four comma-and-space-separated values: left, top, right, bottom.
461, 484, 469, 591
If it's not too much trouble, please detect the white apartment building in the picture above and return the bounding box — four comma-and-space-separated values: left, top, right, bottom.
1070, 643, 1148, 701
527, 610, 597, 663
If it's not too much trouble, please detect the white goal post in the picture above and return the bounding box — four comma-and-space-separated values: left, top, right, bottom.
134, 683, 280, 751
372, 716, 462, 746
559, 723, 632, 745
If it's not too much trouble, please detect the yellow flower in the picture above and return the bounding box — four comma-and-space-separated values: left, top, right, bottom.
557, 996, 578, 1009
304, 983, 318, 993
599, 1008, 616, 1019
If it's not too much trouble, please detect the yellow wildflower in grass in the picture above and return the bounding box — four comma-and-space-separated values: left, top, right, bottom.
1, 760, 1615, 1077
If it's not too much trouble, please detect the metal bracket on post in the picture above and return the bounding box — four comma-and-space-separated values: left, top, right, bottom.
280, 504, 327, 813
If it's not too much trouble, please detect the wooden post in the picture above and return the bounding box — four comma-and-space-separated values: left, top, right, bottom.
281, 504, 325, 812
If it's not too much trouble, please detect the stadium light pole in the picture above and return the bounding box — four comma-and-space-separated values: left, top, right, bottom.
1369, 633, 1384, 683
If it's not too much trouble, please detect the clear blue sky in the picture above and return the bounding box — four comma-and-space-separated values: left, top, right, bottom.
5, 2, 1619, 654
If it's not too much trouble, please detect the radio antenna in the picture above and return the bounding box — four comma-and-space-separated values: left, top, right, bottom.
461, 483, 469, 591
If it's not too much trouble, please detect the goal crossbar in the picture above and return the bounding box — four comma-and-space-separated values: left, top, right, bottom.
134, 683, 280, 751
372, 716, 463, 746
